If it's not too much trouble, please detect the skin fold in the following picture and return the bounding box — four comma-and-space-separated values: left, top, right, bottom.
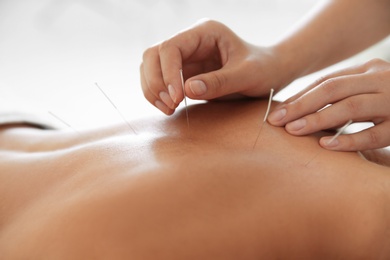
0, 100, 389, 259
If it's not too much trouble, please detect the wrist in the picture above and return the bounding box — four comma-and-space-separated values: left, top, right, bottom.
268, 43, 309, 88
256, 45, 297, 93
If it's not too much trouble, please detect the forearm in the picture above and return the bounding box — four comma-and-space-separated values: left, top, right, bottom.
273, 0, 390, 83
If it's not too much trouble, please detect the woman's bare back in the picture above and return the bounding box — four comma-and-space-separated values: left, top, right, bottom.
0, 100, 389, 259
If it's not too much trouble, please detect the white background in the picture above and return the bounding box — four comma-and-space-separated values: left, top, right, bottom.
0, 0, 389, 131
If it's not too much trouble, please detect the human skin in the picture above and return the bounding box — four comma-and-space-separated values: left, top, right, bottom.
0, 100, 389, 259
140, 0, 390, 151
268, 58, 390, 151
141, 0, 390, 110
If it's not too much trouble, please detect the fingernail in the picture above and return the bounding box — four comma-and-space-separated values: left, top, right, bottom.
268, 108, 287, 122
155, 100, 169, 114
168, 84, 176, 103
159, 91, 174, 109
323, 137, 339, 147
190, 80, 207, 96
286, 118, 306, 132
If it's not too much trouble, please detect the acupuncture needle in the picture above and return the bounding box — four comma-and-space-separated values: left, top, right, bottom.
180, 69, 190, 130
48, 111, 79, 133
252, 88, 274, 150
305, 119, 353, 167
95, 83, 137, 134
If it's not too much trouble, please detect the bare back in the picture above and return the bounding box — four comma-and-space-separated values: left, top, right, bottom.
0, 100, 389, 259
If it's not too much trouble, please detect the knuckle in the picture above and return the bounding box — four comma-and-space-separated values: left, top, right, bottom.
148, 78, 163, 93
201, 18, 215, 26
210, 72, 227, 92
363, 58, 386, 70
142, 46, 155, 61
311, 111, 325, 128
345, 135, 359, 151
288, 96, 304, 111
367, 129, 381, 147
198, 18, 218, 28
344, 98, 361, 114
320, 78, 339, 98
348, 129, 382, 151
313, 75, 329, 86
367, 58, 384, 65
158, 40, 171, 53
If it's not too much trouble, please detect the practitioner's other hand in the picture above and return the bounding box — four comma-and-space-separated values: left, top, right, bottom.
268, 58, 390, 151
360, 148, 390, 167
140, 19, 283, 115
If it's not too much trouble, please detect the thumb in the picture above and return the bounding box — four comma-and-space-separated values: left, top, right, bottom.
186, 68, 243, 100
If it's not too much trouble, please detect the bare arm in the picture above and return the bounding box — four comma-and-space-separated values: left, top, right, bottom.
140, 0, 390, 115
268, 0, 390, 152
274, 0, 390, 82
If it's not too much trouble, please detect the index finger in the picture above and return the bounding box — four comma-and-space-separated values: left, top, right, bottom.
283, 63, 365, 105
268, 70, 370, 127
158, 40, 185, 104
158, 19, 223, 104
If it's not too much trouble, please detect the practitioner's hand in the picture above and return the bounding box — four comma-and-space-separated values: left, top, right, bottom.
140, 19, 283, 115
360, 148, 390, 167
268, 58, 390, 151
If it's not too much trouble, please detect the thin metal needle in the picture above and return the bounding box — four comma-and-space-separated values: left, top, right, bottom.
48, 111, 79, 133
305, 119, 353, 167
326, 119, 353, 146
95, 83, 137, 134
180, 69, 190, 130
263, 89, 274, 123
252, 88, 274, 150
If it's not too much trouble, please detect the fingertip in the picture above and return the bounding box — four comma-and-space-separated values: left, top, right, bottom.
155, 100, 174, 115
267, 108, 287, 126
320, 136, 340, 149
168, 84, 178, 104
285, 118, 307, 133
320, 136, 358, 152
159, 91, 175, 110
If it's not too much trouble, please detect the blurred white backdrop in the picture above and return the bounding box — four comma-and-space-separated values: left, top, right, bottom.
0, 0, 389, 129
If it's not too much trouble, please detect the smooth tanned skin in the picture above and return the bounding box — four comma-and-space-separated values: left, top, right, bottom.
0, 100, 389, 259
